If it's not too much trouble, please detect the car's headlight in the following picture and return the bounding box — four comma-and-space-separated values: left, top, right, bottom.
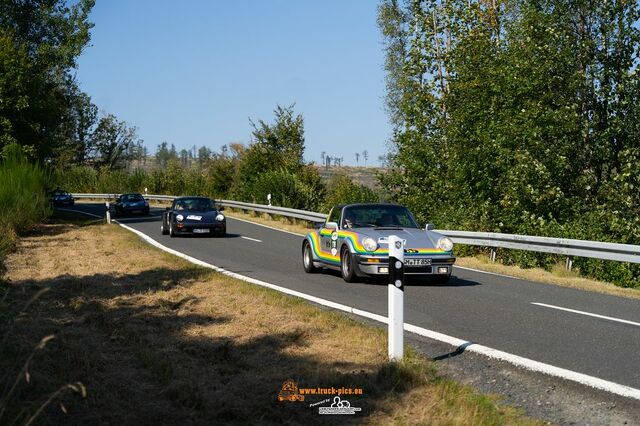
362, 237, 378, 252
176, 214, 184, 222
437, 237, 454, 252
216, 214, 225, 222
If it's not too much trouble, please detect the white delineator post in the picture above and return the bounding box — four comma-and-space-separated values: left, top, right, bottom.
388, 235, 404, 361
105, 201, 111, 224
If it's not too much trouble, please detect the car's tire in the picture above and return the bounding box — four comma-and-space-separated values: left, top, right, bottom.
169, 220, 176, 238
340, 246, 358, 283
144, 207, 150, 215
431, 274, 451, 284
302, 240, 318, 273
161, 216, 169, 235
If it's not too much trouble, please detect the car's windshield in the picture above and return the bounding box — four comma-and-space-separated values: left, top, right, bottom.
122, 194, 144, 202
174, 198, 215, 212
341, 205, 419, 229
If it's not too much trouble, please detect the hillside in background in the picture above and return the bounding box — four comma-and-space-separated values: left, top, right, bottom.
316, 165, 383, 190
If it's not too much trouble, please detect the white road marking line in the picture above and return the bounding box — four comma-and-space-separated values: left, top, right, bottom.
227, 215, 305, 236
532, 302, 640, 327
56, 208, 103, 219
241, 236, 262, 243
454, 265, 529, 282
112, 220, 640, 401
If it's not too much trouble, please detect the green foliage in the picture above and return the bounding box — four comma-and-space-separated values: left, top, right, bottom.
323, 173, 378, 211
0, 144, 50, 272
378, 0, 640, 287
0, 0, 94, 163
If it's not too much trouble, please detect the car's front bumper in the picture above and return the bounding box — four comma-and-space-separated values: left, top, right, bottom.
174, 222, 226, 235
355, 255, 455, 276
118, 205, 148, 214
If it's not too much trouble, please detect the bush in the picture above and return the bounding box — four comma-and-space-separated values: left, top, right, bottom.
322, 173, 378, 211
0, 144, 50, 272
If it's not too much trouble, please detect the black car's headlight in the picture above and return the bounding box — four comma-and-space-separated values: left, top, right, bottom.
176, 214, 184, 222
216, 214, 225, 222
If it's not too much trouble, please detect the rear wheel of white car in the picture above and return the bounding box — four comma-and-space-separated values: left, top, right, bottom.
302, 241, 318, 273
340, 246, 357, 282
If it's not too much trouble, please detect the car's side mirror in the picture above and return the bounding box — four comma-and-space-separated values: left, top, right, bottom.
325, 221, 339, 230
219, 206, 225, 211
425, 223, 436, 231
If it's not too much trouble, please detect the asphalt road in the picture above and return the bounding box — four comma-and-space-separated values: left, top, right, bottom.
68, 203, 640, 394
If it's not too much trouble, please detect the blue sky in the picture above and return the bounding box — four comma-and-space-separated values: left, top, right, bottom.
76, 0, 391, 166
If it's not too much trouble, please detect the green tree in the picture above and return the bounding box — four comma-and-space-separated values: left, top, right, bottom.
89, 114, 140, 170
0, 0, 94, 162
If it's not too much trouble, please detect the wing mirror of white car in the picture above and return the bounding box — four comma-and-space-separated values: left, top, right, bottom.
425, 223, 436, 231
325, 221, 339, 230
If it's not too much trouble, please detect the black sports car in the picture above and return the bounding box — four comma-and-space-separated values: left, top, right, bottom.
50, 189, 75, 206
114, 193, 150, 216
161, 196, 226, 237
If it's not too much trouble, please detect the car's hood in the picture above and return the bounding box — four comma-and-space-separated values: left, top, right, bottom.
352, 227, 445, 250
122, 200, 145, 207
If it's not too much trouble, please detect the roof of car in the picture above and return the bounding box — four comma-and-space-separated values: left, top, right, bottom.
342, 203, 402, 209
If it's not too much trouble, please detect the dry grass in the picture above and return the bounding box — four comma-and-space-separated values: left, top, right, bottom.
225, 209, 315, 235
456, 255, 640, 300
0, 216, 538, 424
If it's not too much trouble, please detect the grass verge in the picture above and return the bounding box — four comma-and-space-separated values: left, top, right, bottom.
0, 215, 537, 424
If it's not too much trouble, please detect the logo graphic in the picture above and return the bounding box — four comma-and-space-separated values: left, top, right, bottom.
395, 241, 402, 249
278, 379, 305, 402
318, 396, 362, 415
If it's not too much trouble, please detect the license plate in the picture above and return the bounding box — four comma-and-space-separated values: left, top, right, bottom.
193, 229, 210, 234
405, 258, 431, 266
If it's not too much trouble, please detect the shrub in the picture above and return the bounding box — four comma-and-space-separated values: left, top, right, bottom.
0, 144, 49, 272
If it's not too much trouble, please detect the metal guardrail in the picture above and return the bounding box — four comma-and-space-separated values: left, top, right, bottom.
71, 193, 327, 223
71, 193, 640, 266
439, 230, 640, 265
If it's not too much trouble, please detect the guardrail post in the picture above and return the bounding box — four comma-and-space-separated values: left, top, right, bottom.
565, 256, 573, 271
388, 235, 404, 361
105, 202, 111, 224
490, 247, 497, 262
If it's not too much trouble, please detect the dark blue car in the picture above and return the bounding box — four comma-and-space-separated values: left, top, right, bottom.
161, 196, 226, 237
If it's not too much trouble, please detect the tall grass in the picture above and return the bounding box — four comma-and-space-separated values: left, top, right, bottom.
0, 144, 50, 272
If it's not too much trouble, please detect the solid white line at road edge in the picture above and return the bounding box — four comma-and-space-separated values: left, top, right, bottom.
532, 302, 640, 327
111, 220, 640, 401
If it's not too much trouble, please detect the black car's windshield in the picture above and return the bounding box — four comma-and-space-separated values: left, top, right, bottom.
341, 205, 419, 229
174, 198, 215, 212
122, 194, 144, 202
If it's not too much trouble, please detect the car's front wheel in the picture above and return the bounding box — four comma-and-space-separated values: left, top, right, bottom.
340, 246, 357, 282
161, 216, 169, 235
169, 220, 176, 238
302, 240, 318, 273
